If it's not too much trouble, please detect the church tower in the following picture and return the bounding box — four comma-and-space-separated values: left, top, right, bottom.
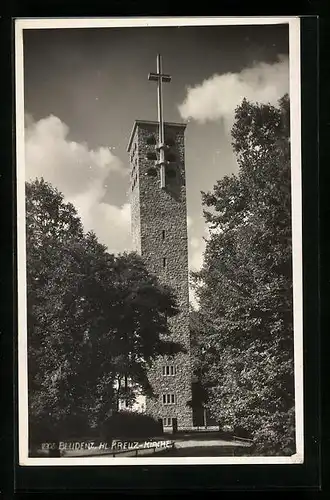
127, 55, 193, 430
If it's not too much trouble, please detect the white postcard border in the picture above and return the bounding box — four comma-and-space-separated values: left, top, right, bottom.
15, 16, 303, 466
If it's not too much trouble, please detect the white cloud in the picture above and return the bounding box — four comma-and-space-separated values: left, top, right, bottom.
68, 185, 132, 254
180, 56, 290, 307
25, 114, 124, 196
25, 114, 131, 254
25, 114, 208, 307
178, 55, 289, 125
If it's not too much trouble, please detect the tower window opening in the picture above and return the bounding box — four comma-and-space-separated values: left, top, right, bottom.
131, 162, 137, 178
163, 257, 167, 268
163, 417, 172, 427
165, 136, 175, 147
132, 174, 138, 191
147, 166, 157, 177
146, 134, 156, 145
146, 151, 157, 161
162, 393, 176, 405
162, 229, 166, 240
162, 365, 176, 376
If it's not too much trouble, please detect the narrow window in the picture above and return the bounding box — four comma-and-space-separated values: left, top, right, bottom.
162, 393, 176, 405
165, 136, 175, 147
162, 365, 176, 376
163, 257, 167, 268
146, 151, 157, 161
162, 229, 166, 240
146, 134, 156, 145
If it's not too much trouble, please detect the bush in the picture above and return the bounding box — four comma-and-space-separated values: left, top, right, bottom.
101, 411, 163, 440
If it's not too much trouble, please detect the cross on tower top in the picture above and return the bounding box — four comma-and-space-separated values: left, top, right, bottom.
148, 54, 172, 189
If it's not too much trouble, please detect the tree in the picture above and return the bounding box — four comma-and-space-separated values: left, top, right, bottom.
193, 95, 295, 455
26, 178, 183, 444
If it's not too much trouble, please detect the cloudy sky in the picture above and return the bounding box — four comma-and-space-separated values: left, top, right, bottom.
22, 22, 290, 304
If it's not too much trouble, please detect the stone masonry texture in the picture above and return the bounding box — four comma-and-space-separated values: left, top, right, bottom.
128, 121, 193, 429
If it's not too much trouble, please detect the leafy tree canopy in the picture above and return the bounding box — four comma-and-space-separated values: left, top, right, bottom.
26, 178, 183, 439
192, 95, 295, 455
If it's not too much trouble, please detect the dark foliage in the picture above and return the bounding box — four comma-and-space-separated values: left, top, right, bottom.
192, 95, 295, 455
101, 410, 163, 440
26, 178, 183, 447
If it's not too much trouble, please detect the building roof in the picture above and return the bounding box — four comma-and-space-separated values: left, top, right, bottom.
127, 120, 187, 152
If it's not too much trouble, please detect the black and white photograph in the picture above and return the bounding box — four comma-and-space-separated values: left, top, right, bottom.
16, 17, 303, 465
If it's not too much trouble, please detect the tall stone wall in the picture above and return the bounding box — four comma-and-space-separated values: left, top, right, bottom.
128, 121, 193, 429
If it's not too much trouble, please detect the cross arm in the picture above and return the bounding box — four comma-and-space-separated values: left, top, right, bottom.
148, 72, 172, 83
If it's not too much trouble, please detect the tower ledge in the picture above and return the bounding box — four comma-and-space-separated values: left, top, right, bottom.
127, 120, 187, 153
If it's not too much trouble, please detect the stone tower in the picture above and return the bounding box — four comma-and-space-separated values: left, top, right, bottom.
126, 56, 193, 430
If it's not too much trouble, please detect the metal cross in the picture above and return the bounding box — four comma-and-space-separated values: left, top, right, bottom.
148, 54, 172, 189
